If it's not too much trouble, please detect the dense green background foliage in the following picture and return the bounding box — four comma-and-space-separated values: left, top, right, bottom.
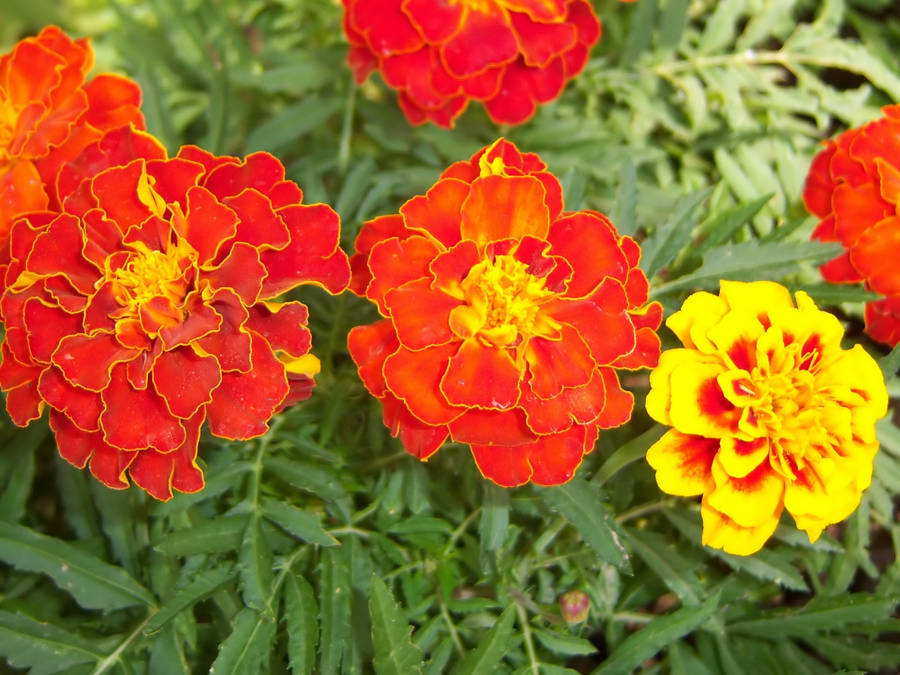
0, 0, 898, 672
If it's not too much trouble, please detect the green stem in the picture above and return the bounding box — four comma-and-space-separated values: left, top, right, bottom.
515, 602, 540, 675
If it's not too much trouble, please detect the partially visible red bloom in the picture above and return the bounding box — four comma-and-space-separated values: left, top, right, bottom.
348, 139, 661, 486
0, 26, 143, 246
803, 104, 900, 346
342, 0, 601, 127
0, 127, 351, 500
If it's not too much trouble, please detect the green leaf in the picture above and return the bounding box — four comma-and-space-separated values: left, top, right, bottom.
541, 478, 631, 571
0, 610, 104, 675
611, 160, 638, 237
239, 515, 274, 613
0, 422, 45, 522
0, 522, 154, 610
369, 576, 425, 675
262, 499, 339, 547
479, 482, 509, 556
319, 546, 351, 675
729, 593, 895, 637
148, 623, 189, 675
208, 608, 276, 675
153, 515, 246, 556
245, 97, 342, 153
592, 592, 721, 675
624, 528, 703, 606
144, 565, 235, 635
592, 425, 664, 488
284, 574, 318, 675
696, 194, 772, 254
640, 188, 711, 279
621, 0, 658, 66
453, 605, 516, 675
651, 241, 843, 296
533, 629, 599, 656
664, 508, 808, 591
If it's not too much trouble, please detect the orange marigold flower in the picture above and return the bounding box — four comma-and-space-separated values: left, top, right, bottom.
645, 281, 888, 555
342, 0, 601, 128
0, 127, 351, 500
0, 26, 144, 246
348, 139, 662, 486
803, 103, 900, 346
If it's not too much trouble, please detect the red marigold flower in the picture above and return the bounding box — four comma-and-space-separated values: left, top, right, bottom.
342, 0, 602, 128
0, 26, 144, 247
645, 281, 888, 555
803, 104, 900, 346
0, 127, 351, 500
348, 139, 661, 486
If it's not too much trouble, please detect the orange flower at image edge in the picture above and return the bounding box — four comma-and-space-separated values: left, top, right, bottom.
0, 26, 143, 247
645, 281, 887, 555
0, 127, 351, 500
342, 0, 603, 127
803, 103, 900, 346
348, 139, 662, 487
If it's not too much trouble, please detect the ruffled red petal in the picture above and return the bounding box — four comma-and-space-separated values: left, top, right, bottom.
383, 343, 467, 425
152, 346, 222, 419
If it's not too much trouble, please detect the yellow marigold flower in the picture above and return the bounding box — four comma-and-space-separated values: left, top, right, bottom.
645, 280, 888, 556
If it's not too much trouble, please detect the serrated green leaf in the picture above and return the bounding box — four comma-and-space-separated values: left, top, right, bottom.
729, 594, 895, 637
369, 576, 425, 675
453, 605, 515, 675
262, 499, 339, 547
611, 160, 638, 237
478, 482, 509, 555
807, 635, 900, 671
0, 422, 45, 522
153, 515, 246, 556
245, 97, 342, 153
624, 528, 703, 606
144, 565, 235, 635
658, 0, 690, 51
664, 508, 808, 591
208, 608, 276, 675
651, 240, 843, 296
90, 482, 139, 575
533, 629, 598, 657
621, 0, 658, 66
593, 592, 721, 675
148, 623, 189, 675
640, 188, 711, 279
592, 425, 664, 488
284, 574, 318, 675
541, 478, 631, 571
319, 547, 351, 675
239, 516, 274, 613
0, 522, 153, 610
0, 610, 104, 675
696, 194, 772, 254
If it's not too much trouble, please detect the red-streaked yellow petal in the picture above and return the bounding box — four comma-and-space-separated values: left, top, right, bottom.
700, 495, 780, 556
707, 458, 784, 528
646, 430, 718, 496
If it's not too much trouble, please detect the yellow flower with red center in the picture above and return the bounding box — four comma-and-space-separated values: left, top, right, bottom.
342, 0, 602, 127
0, 127, 351, 500
0, 26, 144, 247
645, 281, 888, 555
348, 139, 661, 486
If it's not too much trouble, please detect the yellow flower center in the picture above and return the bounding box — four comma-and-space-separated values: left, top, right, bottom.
111, 242, 191, 313
450, 254, 555, 347
723, 337, 840, 480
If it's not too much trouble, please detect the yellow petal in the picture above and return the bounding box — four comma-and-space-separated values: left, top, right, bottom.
717, 436, 769, 479
666, 291, 728, 351
646, 430, 718, 496
667, 358, 739, 438
645, 349, 697, 425
718, 280, 794, 317
706, 309, 765, 370
701, 495, 781, 556
707, 457, 784, 528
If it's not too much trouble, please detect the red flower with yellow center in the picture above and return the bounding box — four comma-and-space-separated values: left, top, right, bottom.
342, 0, 601, 127
0, 26, 144, 246
0, 127, 351, 500
646, 281, 888, 555
348, 139, 661, 486
803, 103, 900, 346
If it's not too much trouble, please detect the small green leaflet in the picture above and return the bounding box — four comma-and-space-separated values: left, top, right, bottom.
208, 608, 276, 675
453, 605, 516, 675
369, 576, 424, 675
284, 574, 319, 675
0, 610, 107, 675
0, 522, 154, 611
144, 565, 235, 635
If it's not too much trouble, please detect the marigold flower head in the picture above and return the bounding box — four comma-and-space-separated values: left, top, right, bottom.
342, 0, 602, 128
0, 26, 144, 247
645, 281, 888, 555
0, 127, 351, 500
348, 139, 662, 487
803, 104, 900, 346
